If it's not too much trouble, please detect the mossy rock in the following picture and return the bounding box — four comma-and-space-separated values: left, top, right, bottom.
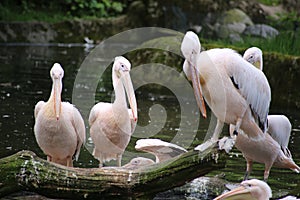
219, 8, 254, 26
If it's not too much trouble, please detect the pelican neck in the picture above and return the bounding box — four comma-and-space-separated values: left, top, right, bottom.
112, 71, 127, 107
47, 79, 62, 103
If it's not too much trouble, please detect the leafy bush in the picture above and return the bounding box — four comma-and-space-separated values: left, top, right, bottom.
63, 0, 125, 18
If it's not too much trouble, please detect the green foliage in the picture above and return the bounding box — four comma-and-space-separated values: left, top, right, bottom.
201, 31, 300, 56
0, 0, 125, 22
256, 0, 280, 6
268, 11, 300, 31
63, 0, 125, 18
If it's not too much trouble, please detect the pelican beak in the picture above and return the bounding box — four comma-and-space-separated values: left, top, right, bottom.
214, 186, 252, 200
53, 78, 61, 120
189, 61, 206, 118
123, 73, 137, 122
253, 60, 261, 70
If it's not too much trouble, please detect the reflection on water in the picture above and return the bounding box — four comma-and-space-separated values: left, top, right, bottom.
0, 44, 299, 199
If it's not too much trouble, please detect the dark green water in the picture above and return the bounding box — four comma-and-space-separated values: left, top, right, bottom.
0, 44, 299, 199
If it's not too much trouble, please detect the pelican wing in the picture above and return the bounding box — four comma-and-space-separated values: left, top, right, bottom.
34, 101, 46, 118
135, 139, 187, 162
70, 104, 86, 161
225, 52, 271, 132
88, 104, 101, 126
267, 115, 291, 147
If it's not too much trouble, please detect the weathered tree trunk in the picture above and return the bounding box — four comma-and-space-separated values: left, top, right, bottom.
0, 147, 226, 199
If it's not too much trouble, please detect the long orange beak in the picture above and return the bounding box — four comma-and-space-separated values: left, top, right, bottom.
214, 186, 252, 200
123, 73, 137, 122
53, 78, 61, 120
189, 61, 206, 118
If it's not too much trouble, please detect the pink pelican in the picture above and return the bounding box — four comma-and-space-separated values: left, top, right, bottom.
181, 31, 271, 152
228, 47, 299, 181
34, 63, 86, 167
89, 56, 137, 167
214, 179, 272, 200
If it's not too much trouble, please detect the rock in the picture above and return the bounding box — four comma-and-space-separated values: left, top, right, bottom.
243, 24, 279, 39
0, 16, 132, 43
282, 0, 300, 16
219, 8, 254, 26
214, 8, 253, 39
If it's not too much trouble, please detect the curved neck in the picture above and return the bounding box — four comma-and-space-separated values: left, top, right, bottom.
112, 71, 126, 107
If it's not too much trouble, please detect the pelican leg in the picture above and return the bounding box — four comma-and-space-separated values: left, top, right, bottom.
66, 157, 73, 167
212, 119, 224, 141
233, 118, 242, 136
195, 120, 224, 152
117, 154, 122, 167
47, 155, 52, 162
244, 160, 253, 180
99, 159, 103, 168
263, 164, 272, 182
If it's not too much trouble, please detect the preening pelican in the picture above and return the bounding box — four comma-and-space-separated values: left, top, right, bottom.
243, 47, 292, 155
34, 63, 86, 167
135, 139, 187, 163
214, 179, 272, 200
243, 47, 263, 70
181, 31, 271, 152
89, 56, 137, 167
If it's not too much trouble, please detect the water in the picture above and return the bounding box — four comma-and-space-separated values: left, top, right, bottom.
0, 44, 300, 199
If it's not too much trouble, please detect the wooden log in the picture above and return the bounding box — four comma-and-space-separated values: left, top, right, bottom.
0, 146, 226, 199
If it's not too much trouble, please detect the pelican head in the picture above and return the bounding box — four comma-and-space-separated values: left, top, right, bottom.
214, 179, 272, 200
181, 31, 206, 118
243, 47, 263, 70
181, 31, 201, 60
50, 63, 64, 120
113, 56, 137, 122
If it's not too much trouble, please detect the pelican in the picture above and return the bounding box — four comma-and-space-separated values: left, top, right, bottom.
214, 179, 272, 200
243, 47, 263, 70
227, 47, 299, 181
122, 157, 155, 170
122, 139, 187, 169
135, 139, 187, 162
229, 124, 299, 181
243, 47, 292, 155
89, 56, 137, 167
181, 31, 271, 152
34, 63, 86, 167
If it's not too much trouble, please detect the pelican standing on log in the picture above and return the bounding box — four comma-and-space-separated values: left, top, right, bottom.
89, 56, 137, 167
181, 31, 271, 152
34, 63, 86, 167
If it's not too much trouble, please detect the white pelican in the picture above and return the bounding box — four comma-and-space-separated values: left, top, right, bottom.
89, 56, 137, 167
214, 179, 272, 200
243, 47, 263, 70
122, 157, 155, 170
34, 63, 86, 167
135, 139, 187, 163
243, 47, 292, 155
181, 31, 271, 152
